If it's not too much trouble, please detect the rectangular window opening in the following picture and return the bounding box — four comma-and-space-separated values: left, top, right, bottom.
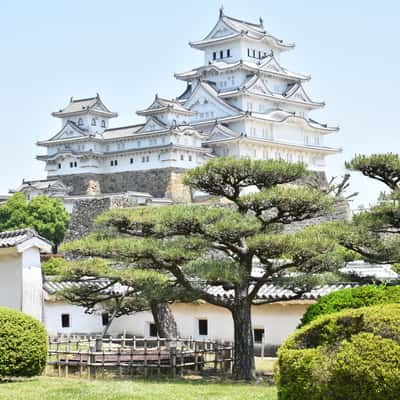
149, 323, 158, 337
254, 328, 265, 343
61, 314, 70, 328
102, 313, 109, 326
198, 319, 208, 336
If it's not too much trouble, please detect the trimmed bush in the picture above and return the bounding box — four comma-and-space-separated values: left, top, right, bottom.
277, 304, 400, 400
0, 307, 48, 377
299, 284, 400, 327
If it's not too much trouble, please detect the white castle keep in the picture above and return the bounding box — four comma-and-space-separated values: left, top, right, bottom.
36, 9, 339, 185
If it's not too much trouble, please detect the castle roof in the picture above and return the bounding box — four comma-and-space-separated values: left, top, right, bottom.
102, 124, 144, 140
0, 228, 53, 252
190, 9, 294, 51
219, 76, 324, 109
12, 179, 70, 195
137, 95, 197, 116
175, 55, 310, 82
52, 94, 118, 118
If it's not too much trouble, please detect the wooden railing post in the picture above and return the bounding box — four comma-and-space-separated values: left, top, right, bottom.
170, 345, 177, 379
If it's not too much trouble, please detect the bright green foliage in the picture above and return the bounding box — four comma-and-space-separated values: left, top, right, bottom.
346, 153, 400, 191
0, 307, 48, 378
338, 153, 400, 264
184, 157, 308, 198
41, 257, 68, 275
277, 304, 400, 400
300, 285, 400, 326
0, 193, 70, 247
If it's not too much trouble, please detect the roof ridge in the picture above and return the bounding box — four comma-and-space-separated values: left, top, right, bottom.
0, 228, 37, 240
104, 123, 144, 132
223, 14, 262, 29
71, 96, 98, 103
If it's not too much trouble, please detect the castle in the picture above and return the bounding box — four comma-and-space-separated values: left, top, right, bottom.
22, 8, 339, 200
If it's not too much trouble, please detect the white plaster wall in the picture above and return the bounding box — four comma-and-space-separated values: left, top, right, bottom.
21, 247, 43, 321
45, 302, 104, 335
44, 301, 310, 346
0, 249, 22, 311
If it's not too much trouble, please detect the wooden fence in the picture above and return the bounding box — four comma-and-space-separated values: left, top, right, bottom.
47, 335, 233, 379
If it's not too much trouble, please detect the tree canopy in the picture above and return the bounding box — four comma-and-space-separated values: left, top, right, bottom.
62, 157, 351, 380
331, 153, 400, 264
0, 193, 70, 249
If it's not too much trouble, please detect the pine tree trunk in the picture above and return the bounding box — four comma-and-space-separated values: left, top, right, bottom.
150, 301, 178, 338
231, 301, 256, 380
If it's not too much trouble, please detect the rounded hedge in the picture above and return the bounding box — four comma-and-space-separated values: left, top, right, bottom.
277, 304, 400, 400
299, 284, 400, 327
0, 307, 48, 377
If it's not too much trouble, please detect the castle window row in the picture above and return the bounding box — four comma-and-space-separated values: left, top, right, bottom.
77, 118, 106, 128
247, 48, 268, 60
212, 48, 231, 60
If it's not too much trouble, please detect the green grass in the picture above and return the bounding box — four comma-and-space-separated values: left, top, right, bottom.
0, 376, 277, 400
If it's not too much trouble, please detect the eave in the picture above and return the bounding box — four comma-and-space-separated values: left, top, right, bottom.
190, 32, 294, 51
205, 136, 341, 155
175, 61, 310, 82
192, 112, 338, 134
52, 110, 118, 118
219, 89, 325, 109
136, 106, 196, 116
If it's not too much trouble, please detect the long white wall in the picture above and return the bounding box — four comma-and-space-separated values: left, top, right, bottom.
44, 301, 310, 346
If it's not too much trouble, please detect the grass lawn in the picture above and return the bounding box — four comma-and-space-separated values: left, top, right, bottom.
0, 376, 277, 400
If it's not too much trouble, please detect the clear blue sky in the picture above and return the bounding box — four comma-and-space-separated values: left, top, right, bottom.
1, 0, 399, 207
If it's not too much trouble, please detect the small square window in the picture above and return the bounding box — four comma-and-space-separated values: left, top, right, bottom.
102, 313, 109, 326
61, 314, 70, 328
254, 328, 265, 343
130, 158, 134, 164
188, 155, 192, 161
198, 319, 208, 336
149, 323, 158, 337
180, 154, 184, 161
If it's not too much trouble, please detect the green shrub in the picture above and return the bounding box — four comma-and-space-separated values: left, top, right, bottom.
300, 285, 400, 327
41, 257, 67, 276
277, 304, 400, 400
0, 307, 48, 377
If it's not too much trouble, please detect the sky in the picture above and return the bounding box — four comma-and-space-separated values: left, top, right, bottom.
0, 0, 399, 208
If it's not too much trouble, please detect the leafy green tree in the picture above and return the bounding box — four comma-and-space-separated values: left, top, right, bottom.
43, 258, 186, 337
0, 193, 70, 251
328, 153, 400, 263
62, 158, 349, 380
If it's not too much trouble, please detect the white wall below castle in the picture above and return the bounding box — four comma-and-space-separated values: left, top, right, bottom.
44, 301, 310, 346
21, 248, 43, 321
0, 249, 22, 312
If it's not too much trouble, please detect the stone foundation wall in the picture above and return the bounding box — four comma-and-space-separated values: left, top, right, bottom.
64, 196, 126, 241
53, 168, 187, 198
